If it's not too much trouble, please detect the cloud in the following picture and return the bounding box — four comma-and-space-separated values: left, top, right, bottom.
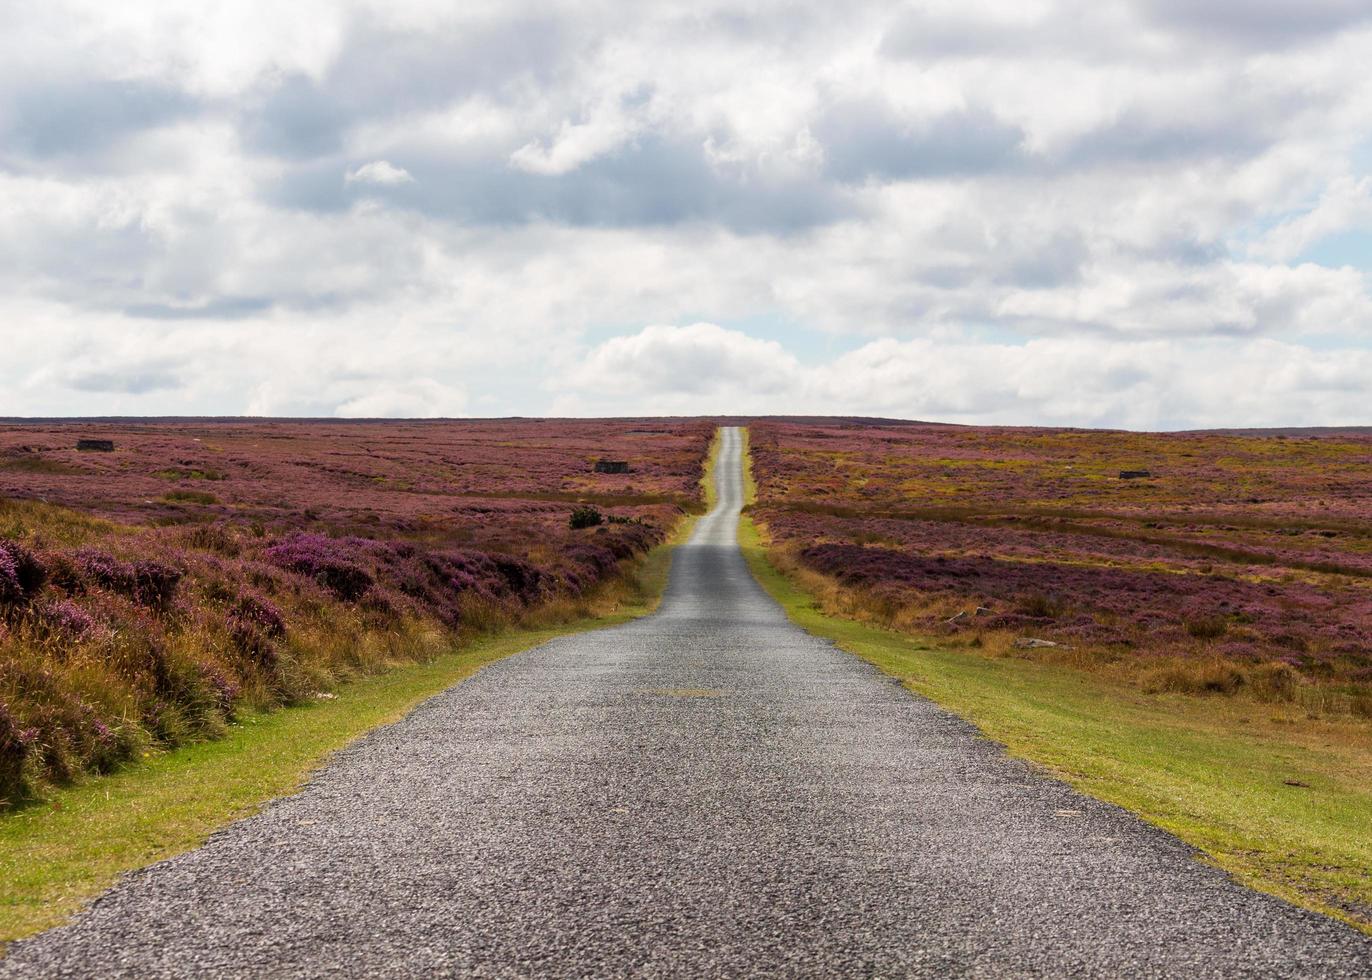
1137, 0, 1372, 47
0, 77, 198, 161
123, 296, 276, 320
240, 73, 349, 159
1250, 176, 1372, 263
344, 160, 414, 186
272, 135, 850, 232
66, 362, 185, 395
331, 379, 467, 418
0, 1, 1370, 425
556, 323, 1372, 428
567, 323, 799, 398
813, 100, 1026, 182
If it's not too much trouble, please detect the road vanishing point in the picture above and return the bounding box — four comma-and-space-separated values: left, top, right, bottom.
4, 427, 1370, 978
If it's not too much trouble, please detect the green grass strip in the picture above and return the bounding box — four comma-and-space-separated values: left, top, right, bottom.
739, 515, 1372, 935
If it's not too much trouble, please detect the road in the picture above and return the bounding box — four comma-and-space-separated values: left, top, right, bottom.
4, 426, 1370, 977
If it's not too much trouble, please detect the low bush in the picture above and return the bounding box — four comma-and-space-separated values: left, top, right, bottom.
163, 490, 218, 505
73, 549, 182, 607
569, 506, 604, 529
0, 541, 45, 606
1185, 615, 1229, 640
263, 534, 373, 601
1144, 661, 1247, 696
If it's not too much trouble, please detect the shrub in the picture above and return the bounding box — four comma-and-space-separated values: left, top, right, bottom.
40, 599, 97, 640
227, 615, 278, 667
0, 541, 46, 607
74, 549, 182, 606
199, 664, 240, 715
164, 490, 219, 505
0, 549, 20, 608
493, 555, 545, 604
569, 506, 604, 529
131, 559, 182, 606
230, 592, 286, 638
1249, 662, 1299, 702
263, 534, 373, 601
226, 594, 285, 667
0, 700, 38, 803
1145, 661, 1247, 696
1185, 615, 1229, 640
1016, 592, 1065, 620
179, 524, 242, 556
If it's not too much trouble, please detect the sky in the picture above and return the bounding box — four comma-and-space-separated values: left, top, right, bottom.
2, 0, 1371, 428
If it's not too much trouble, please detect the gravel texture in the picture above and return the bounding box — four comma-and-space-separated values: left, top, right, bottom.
4, 426, 1370, 978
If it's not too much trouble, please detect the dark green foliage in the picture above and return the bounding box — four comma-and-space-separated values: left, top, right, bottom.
569, 506, 604, 530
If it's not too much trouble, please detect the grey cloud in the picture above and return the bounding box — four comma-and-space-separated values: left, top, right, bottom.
268, 136, 853, 233
239, 15, 577, 161
0, 216, 158, 297
326, 16, 574, 113
999, 233, 1088, 289
882, 1, 1372, 61
878, 6, 1137, 63
0, 78, 197, 159
1138, 0, 1372, 47
880, 12, 1027, 61
1061, 110, 1272, 168
241, 74, 350, 158
123, 296, 275, 320
1118, 232, 1228, 267
67, 362, 184, 394
813, 99, 1025, 182
867, 233, 1087, 297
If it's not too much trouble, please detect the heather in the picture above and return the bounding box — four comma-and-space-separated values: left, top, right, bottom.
749, 421, 1372, 713
0, 420, 712, 805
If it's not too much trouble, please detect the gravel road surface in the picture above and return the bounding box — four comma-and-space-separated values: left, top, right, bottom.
4, 426, 1370, 978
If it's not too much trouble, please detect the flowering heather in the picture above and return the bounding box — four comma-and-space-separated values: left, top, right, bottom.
0, 548, 18, 607
0, 540, 45, 606
264, 535, 375, 602
230, 593, 286, 638
0, 419, 712, 534
0, 419, 711, 804
74, 549, 182, 607
38, 600, 98, 641
0, 699, 38, 802
751, 420, 1372, 704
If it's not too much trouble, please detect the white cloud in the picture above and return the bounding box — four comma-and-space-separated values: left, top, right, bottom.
344, 160, 414, 185
566, 323, 798, 397
555, 323, 1372, 428
1250, 176, 1372, 263
332, 379, 467, 418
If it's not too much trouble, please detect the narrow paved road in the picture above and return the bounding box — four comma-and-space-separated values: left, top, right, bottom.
6, 427, 1370, 978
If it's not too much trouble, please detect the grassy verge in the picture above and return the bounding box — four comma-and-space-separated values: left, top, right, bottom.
702, 426, 722, 511
738, 515, 1372, 934
0, 431, 722, 949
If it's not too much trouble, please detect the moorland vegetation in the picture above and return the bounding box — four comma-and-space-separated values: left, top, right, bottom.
0, 420, 712, 805
749, 421, 1372, 716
